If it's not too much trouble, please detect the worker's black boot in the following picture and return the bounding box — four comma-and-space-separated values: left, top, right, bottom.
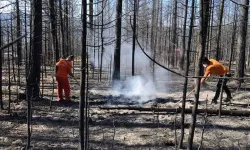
224, 96, 232, 102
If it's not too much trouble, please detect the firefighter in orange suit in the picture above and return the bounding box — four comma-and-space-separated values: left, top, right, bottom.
201, 57, 232, 104
56, 55, 74, 102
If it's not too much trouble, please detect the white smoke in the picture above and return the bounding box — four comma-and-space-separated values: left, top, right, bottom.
89, 42, 170, 103
112, 75, 157, 103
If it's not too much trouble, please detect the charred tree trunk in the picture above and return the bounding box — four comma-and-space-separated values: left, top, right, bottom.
0, 18, 3, 110
16, 0, 22, 65
89, 0, 93, 30
7, 26, 11, 113
229, 5, 237, 71
100, 0, 105, 81
112, 0, 122, 81
125, 0, 129, 39
171, 0, 177, 67
208, 0, 214, 58
179, 0, 195, 148
11, 15, 16, 82
65, 0, 70, 55
27, 0, 42, 97
158, 0, 163, 61
27, 0, 42, 148
59, 0, 65, 56
79, 0, 87, 149
16, 0, 22, 87
179, 0, 188, 70
215, 0, 224, 60
132, 0, 137, 76
150, 0, 156, 72
49, 0, 59, 62
235, 0, 249, 86
187, 0, 210, 149
153, 0, 159, 79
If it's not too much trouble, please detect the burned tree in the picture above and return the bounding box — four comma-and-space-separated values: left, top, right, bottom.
179, 0, 195, 148
235, 0, 249, 86
187, 0, 210, 149
79, 0, 87, 149
89, 0, 94, 30
26, 0, 42, 148
27, 0, 43, 98
59, 0, 65, 56
132, 0, 137, 76
0, 18, 3, 110
215, 0, 225, 60
49, 0, 59, 62
112, 0, 122, 81
171, 0, 178, 67
229, 5, 237, 71
179, 0, 188, 70
16, 0, 22, 65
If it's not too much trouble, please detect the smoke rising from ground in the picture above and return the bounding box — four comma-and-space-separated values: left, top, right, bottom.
90, 43, 170, 103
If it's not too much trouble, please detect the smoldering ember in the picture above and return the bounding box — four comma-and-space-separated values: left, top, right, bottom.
1, 0, 250, 150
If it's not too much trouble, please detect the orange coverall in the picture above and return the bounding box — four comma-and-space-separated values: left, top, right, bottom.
202, 59, 231, 102
56, 58, 72, 101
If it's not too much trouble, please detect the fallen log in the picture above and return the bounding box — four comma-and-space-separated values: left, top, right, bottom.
96, 106, 250, 117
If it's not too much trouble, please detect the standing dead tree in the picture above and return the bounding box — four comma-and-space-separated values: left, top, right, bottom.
235, 0, 249, 87
16, 0, 22, 65
179, 0, 195, 148
215, 0, 225, 60
150, 0, 157, 72
132, 0, 137, 76
26, 0, 42, 148
49, 0, 60, 62
187, 0, 210, 149
112, 0, 122, 81
16, 0, 22, 88
0, 17, 3, 110
171, 0, 178, 67
79, 0, 87, 149
179, 0, 188, 70
229, 5, 237, 71
99, 0, 105, 81
59, 0, 65, 56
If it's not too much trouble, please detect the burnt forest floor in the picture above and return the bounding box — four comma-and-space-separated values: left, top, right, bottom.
0, 63, 250, 150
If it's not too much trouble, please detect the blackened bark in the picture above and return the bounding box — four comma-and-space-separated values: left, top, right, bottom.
49, 0, 59, 62
0, 18, 2, 110
59, 0, 65, 56
179, 0, 195, 148
235, 0, 249, 86
100, 0, 105, 81
187, 0, 210, 149
215, 0, 224, 60
112, 0, 122, 81
79, 0, 87, 149
27, 1, 42, 148
229, 5, 237, 71
179, 0, 188, 70
65, 0, 70, 56
16, 0, 22, 65
171, 0, 177, 67
150, 0, 156, 70
89, 0, 93, 30
132, 0, 137, 76
27, 0, 42, 98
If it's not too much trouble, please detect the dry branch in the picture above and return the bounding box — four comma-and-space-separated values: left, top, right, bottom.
97, 106, 250, 117
0, 35, 26, 51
